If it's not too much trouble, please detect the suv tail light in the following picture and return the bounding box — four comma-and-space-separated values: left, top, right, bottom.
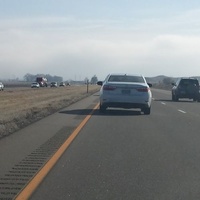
103, 85, 116, 91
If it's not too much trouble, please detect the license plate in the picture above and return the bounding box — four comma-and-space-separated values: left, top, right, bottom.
121, 89, 130, 95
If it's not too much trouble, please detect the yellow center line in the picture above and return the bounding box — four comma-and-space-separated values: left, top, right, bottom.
15, 103, 99, 200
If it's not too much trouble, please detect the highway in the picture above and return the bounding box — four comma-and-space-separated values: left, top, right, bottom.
1, 88, 200, 199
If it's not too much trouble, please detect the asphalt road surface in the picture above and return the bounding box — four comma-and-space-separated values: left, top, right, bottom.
1, 88, 200, 200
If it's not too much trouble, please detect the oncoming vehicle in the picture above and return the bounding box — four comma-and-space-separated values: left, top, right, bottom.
66, 82, 71, 86
36, 77, 48, 87
50, 82, 58, 87
97, 73, 152, 114
0, 82, 4, 91
31, 82, 40, 88
59, 82, 66, 87
172, 78, 200, 101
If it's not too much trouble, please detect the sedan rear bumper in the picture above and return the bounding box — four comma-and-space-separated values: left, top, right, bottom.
101, 102, 151, 109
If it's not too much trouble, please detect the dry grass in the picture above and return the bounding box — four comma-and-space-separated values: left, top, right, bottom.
0, 85, 100, 138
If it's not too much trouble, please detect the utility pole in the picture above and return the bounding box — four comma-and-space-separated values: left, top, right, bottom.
86, 79, 89, 93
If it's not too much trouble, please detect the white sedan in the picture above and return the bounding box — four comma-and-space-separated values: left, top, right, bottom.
31, 82, 40, 88
97, 73, 152, 114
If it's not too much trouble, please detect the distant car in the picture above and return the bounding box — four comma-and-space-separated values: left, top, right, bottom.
0, 82, 4, 91
50, 82, 58, 87
31, 82, 40, 88
59, 82, 66, 87
97, 73, 152, 114
172, 78, 200, 101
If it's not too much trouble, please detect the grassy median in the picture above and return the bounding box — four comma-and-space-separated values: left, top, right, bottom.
0, 85, 100, 138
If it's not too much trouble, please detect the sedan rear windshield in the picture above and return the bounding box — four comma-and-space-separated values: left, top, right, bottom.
108, 75, 145, 83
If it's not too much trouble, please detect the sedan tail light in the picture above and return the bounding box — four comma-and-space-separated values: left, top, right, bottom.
103, 85, 117, 91
136, 87, 149, 92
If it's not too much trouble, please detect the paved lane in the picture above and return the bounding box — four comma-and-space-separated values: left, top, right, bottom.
0, 93, 99, 199
30, 89, 200, 200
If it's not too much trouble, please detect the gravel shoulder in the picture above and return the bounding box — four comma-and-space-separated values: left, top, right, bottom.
0, 85, 100, 138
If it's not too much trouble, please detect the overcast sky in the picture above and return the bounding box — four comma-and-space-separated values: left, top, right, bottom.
1, 0, 200, 81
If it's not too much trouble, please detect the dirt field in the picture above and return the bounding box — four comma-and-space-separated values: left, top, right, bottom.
0, 85, 100, 138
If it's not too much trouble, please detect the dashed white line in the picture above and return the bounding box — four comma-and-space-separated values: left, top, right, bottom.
155, 98, 187, 114
178, 109, 186, 114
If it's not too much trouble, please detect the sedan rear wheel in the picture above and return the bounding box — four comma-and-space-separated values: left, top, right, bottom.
99, 104, 107, 112
172, 93, 175, 101
143, 107, 151, 115
174, 94, 179, 101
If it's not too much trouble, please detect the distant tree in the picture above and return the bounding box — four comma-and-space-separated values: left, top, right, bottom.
90, 75, 98, 84
84, 77, 89, 84
23, 73, 36, 82
53, 76, 63, 82
23, 73, 63, 82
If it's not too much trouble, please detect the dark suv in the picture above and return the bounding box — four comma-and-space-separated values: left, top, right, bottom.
172, 78, 200, 101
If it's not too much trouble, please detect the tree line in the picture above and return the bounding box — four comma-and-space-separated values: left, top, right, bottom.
23, 73, 98, 84
24, 73, 63, 83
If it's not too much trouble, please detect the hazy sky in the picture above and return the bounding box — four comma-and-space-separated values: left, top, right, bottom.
1, 0, 200, 81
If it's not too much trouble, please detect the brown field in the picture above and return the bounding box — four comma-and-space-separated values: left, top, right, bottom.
0, 85, 100, 138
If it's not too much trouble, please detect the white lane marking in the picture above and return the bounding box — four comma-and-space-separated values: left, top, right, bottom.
161, 102, 166, 105
178, 109, 186, 114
